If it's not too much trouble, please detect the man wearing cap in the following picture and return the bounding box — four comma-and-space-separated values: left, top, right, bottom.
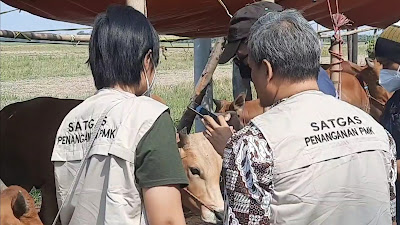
378, 24, 400, 224
219, 1, 337, 98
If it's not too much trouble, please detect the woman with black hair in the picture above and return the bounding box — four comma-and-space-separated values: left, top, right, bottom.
51, 5, 188, 225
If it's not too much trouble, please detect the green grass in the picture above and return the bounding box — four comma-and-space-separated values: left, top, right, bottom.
153, 78, 234, 126
0, 42, 369, 126
1, 41, 370, 208
0, 44, 195, 81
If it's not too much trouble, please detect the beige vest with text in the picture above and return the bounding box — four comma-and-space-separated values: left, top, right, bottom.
52, 88, 168, 225
252, 90, 392, 225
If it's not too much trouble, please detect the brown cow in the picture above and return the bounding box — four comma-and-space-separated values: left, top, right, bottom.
0, 184, 43, 225
214, 93, 265, 125
357, 58, 392, 121
324, 60, 366, 76
0, 95, 224, 224
0, 97, 81, 225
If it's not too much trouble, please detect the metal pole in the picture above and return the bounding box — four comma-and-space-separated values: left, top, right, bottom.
347, 33, 353, 62
352, 33, 358, 63
232, 63, 252, 100
194, 38, 212, 132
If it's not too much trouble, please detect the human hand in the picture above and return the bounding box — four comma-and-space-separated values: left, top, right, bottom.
202, 115, 234, 156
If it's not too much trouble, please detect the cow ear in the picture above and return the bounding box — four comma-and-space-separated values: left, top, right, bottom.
177, 127, 188, 148
233, 93, 246, 111
365, 57, 374, 68
13, 191, 28, 219
0, 179, 7, 192
213, 99, 223, 112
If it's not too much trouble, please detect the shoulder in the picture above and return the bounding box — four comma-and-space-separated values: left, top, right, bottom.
386, 131, 397, 158
226, 123, 271, 155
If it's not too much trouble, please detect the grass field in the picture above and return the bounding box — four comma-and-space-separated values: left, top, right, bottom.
0, 42, 369, 212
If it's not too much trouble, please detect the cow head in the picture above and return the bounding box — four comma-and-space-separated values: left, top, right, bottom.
177, 128, 224, 224
214, 92, 246, 114
214, 93, 266, 126
363, 57, 383, 83
0, 185, 43, 225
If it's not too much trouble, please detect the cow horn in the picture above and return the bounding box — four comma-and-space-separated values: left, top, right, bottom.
177, 127, 189, 148
213, 99, 223, 111
0, 179, 7, 192
365, 57, 374, 68
233, 93, 246, 111
12, 191, 28, 219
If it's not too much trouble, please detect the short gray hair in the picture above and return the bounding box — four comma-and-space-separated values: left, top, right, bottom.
248, 9, 321, 81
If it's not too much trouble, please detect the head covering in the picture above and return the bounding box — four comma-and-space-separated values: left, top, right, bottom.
375, 24, 400, 64
219, 1, 283, 64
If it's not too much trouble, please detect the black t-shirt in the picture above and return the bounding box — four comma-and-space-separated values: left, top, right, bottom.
135, 112, 188, 188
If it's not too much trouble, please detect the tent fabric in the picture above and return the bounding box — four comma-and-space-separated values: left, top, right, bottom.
4, 0, 400, 38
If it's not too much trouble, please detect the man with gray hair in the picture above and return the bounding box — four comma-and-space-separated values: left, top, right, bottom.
203, 9, 396, 224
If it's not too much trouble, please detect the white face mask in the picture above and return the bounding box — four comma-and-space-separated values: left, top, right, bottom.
142, 68, 156, 97
379, 66, 400, 93
142, 54, 156, 97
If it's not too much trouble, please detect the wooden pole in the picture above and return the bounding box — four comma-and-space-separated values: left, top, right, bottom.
126, 0, 147, 15
177, 38, 225, 132
330, 38, 341, 97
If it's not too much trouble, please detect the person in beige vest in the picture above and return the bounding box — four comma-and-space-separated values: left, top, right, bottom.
51, 5, 188, 225
203, 10, 396, 225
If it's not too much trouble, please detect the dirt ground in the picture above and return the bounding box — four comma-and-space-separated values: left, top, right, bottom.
185, 212, 212, 225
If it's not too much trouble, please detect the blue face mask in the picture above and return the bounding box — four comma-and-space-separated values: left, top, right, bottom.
379, 66, 400, 93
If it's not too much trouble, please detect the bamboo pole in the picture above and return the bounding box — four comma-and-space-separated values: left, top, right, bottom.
320, 27, 377, 38
0, 29, 191, 43
0, 30, 90, 42
177, 37, 225, 132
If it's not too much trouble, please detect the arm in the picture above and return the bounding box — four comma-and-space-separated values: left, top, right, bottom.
223, 125, 274, 223
135, 112, 189, 224
143, 185, 186, 225
386, 132, 397, 223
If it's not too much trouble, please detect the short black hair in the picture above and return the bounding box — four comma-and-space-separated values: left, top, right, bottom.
88, 5, 160, 90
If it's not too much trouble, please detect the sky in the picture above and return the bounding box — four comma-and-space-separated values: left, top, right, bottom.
0, 2, 91, 34
1, 2, 399, 35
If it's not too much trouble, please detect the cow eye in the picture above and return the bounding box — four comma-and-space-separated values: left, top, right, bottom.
189, 167, 201, 176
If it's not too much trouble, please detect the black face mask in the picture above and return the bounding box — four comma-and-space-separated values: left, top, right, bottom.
233, 58, 252, 79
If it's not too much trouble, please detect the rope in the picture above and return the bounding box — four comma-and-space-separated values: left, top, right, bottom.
0, 9, 19, 15
326, 0, 353, 100
217, 0, 233, 18
183, 188, 219, 215
12, 31, 31, 41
